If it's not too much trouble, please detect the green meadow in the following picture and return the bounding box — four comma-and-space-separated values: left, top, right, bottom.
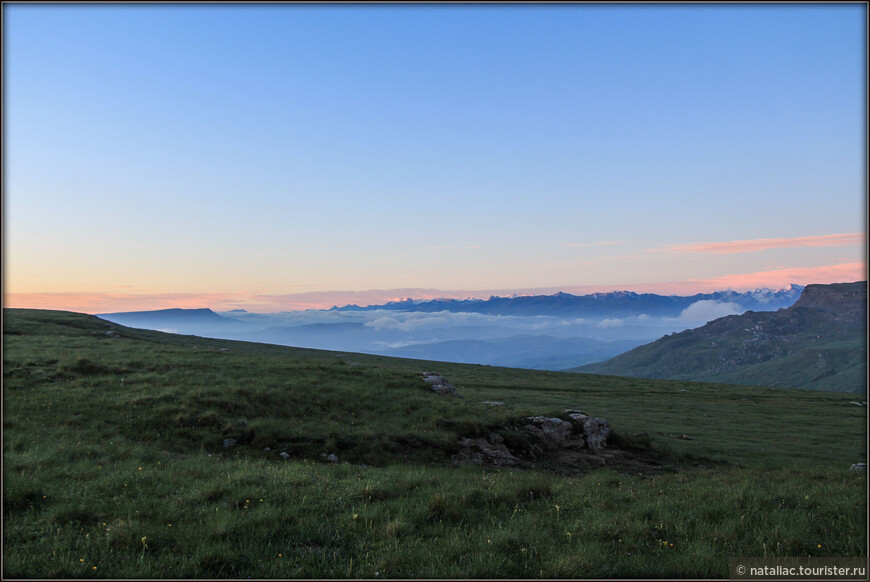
3, 308, 866, 578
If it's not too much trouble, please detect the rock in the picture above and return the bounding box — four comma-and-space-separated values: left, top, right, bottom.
422, 372, 460, 397
456, 409, 612, 466
455, 433, 519, 467
523, 416, 574, 448
237, 419, 248, 427
568, 412, 588, 423
538, 417, 573, 443
670, 434, 693, 440
105, 331, 114, 337
851, 463, 866, 471
480, 401, 505, 406
849, 401, 866, 407
326, 453, 339, 463
583, 417, 611, 450
222, 438, 237, 449
263, 447, 271, 452
522, 423, 547, 444
279, 451, 290, 459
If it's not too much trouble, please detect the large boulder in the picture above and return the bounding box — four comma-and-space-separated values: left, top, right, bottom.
566, 410, 611, 450
523, 416, 574, 449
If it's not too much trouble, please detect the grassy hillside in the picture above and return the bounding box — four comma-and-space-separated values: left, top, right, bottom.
573, 282, 867, 393
3, 308, 866, 578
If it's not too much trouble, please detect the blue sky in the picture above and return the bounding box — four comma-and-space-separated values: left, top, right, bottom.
4, 3, 866, 312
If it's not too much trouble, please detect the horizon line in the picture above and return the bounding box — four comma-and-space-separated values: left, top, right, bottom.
4, 264, 866, 314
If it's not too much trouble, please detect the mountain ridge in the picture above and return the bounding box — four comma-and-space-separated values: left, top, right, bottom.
572, 281, 867, 392
328, 285, 805, 318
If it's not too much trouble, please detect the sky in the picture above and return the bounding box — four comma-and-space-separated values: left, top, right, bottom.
3, 3, 867, 313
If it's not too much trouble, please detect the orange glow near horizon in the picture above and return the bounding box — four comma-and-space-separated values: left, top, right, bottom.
3, 262, 866, 314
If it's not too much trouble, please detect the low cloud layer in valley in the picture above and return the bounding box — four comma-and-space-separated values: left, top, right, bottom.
98, 287, 804, 371
679, 300, 744, 322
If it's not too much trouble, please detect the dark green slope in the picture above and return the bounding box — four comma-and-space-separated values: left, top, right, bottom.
3, 307, 866, 579
572, 282, 867, 393
4, 306, 865, 466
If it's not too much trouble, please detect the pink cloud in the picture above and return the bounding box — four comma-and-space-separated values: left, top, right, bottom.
519, 262, 867, 296
676, 262, 867, 292
660, 233, 865, 255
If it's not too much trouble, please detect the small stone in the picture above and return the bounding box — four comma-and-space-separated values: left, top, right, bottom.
222, 438, 237, 448
263, 447, 271, 452
480, 401, 505, 406
326, 453, 339, 463
422, 372, 459, 396
279, 451, 290, 459
105, 331, 114, 337
849, 401, 866, 407
851, 463, 866, 471
237, 420, 248, 427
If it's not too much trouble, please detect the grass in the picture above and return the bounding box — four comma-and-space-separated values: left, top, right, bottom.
3, 308, 866, 578
574, 302, 867, 393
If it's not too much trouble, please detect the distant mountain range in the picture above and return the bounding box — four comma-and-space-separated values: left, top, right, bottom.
98, 308, 249, 337
96, 284, 814, 374
573, 281, 867, 393
329, 285, 805, 318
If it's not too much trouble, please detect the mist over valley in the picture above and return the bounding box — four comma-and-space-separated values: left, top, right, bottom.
98, 286, 804, 371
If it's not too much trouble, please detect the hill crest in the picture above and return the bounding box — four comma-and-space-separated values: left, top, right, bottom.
573, 281, 867, 392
